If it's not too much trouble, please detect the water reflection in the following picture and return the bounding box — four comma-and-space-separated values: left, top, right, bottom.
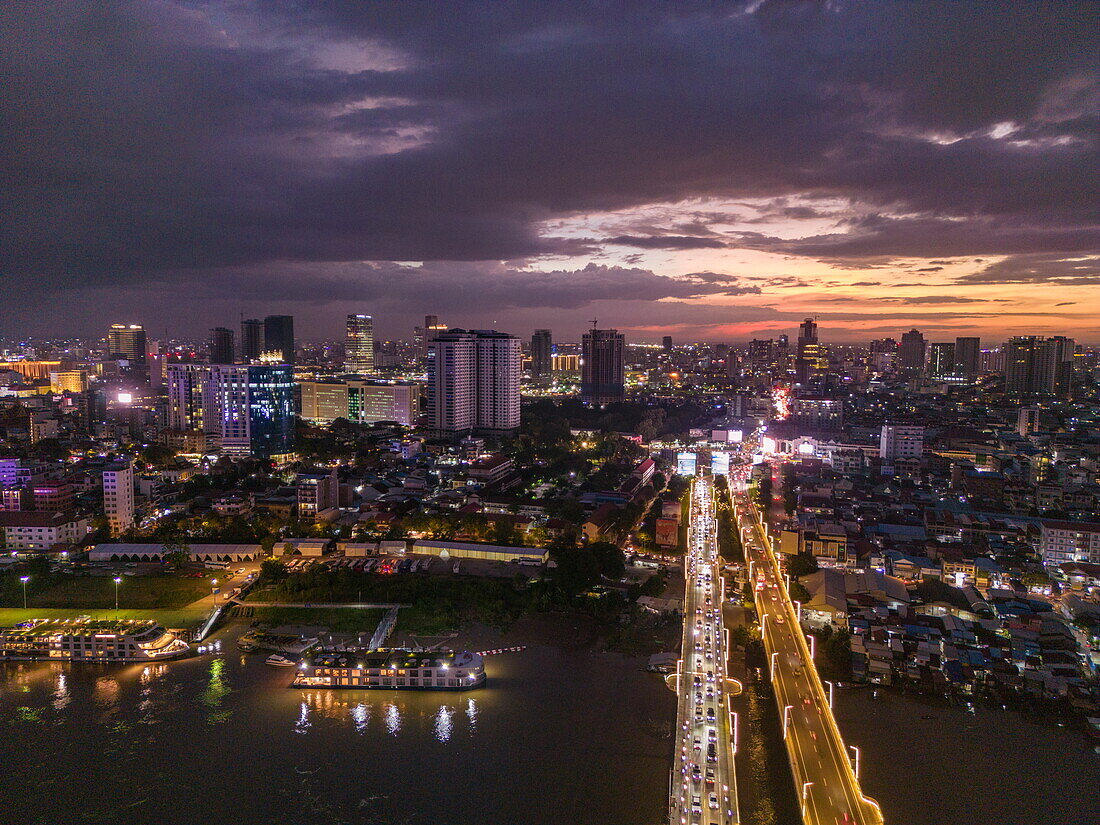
384, 702, 401, 735
294, 700, 311, 735
434, 704, 453, 742
351, 702, 370, 733
466, 697, 478, 732
202, 659, 231, 724
52, 671, 70, 711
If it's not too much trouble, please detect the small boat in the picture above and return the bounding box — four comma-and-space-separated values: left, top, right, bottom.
266, 654, 298, 667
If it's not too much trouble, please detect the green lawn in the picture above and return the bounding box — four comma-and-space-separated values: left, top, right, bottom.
1, 574, 214, 611
242, 607, 383, 634
0, 607, 209, 629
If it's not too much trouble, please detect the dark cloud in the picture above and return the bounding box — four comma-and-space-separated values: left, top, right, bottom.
0, 1, 1097, 335
603, 235, 729, 250
955, 253, 1100, 285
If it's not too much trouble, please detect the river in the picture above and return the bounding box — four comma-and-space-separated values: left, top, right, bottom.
0, 626, 675, 825
835, 687, 1100, 825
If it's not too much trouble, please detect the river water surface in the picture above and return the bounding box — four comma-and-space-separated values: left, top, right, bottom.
0, 627, 674, 825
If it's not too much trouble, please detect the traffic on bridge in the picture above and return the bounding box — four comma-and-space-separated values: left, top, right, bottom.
671, 475, 738, 825
730, 464, 883, 825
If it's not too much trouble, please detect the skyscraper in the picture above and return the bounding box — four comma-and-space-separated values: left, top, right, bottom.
581, 328, 625, 405
954, 336, 980, 379
662, 335, 673, 354
240, 318, 264, 361
795, 318, 825, 383
202, 364, 295, 458
928, 342, 956, 379
103, 460, 135, 537
344, 314, 374, 374
167, 363, 210, 430
427, 329, 520, 436
899, 329, 926, 373
263, 315, 295, 364
107, 324, 147, 375
530, 329, 552, 377
1004, 336, 1075, 398
209, 327, 235, 364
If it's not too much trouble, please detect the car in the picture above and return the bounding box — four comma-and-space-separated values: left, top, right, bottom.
691, 795, 702, 815
706, 707, 715, 722
705, 768, 716, 786
709, 793, 719, 809
691, 765, 702, 783
707, 726, 717, 741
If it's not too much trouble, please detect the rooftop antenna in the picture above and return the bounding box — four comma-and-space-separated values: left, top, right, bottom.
589, 318, 599, 329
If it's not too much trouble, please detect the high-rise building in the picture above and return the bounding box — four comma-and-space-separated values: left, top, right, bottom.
928, 342, 956, 379
263, 315, 295, 364
662, 335, 673, 354
1017, 406, 1041, 437
201, 364, 295, 458
107, 324, 147, 375
344, 314, 375, 374
166, 363, 210, 431
102, 461, 135, 537
414, 315, 448, 362
879, 425, 924, 475
581, 328, 625, 405
530, 329, 552, 377
954, 336, 980, 379
427, 329, 521, 436
1004, 336, 1075, 398
209, 327, 235, 364
899, 329, 926, 373
240, 319, 264, 361
795, 318, 826, 383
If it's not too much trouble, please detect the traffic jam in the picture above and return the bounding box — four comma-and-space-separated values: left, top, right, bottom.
677, 475, 735, 825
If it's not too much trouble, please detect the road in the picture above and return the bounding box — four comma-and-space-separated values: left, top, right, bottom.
729, 469, 883, 825
671, 475, 739, 825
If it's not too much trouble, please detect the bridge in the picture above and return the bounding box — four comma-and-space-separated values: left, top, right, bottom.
730, 467, 884, 825
670, 474, 739, 825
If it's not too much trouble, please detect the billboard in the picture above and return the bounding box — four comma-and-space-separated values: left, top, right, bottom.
655, 517, 679, 548
677, 452, 697, 476
711, 451, 731, 476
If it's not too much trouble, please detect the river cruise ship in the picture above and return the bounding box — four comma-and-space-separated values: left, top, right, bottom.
0, 618, 190, 662
291, 647, 485, 690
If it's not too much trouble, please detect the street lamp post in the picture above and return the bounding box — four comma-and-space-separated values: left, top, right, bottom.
783, 704, 793, 737
770, 651, 779, 679
802, 781, 813, 818
113, 577, 121, 612
807, 632, 816, 659
19, 576, 29, 609
824, 679, 835, 708
211, 578, 219, 604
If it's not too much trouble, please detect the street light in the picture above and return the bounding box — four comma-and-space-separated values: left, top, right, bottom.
113, 577, 122, 612
783, 704, 793, 737
824, 679, 835, 708
849, 745, 860, 779
19, 576, 29, 609
211, 578, 218, 603
807, 632, 816, 659
802, 781, 814, 818
770, 651, 779, 679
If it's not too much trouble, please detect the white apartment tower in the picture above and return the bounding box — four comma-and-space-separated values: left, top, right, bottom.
428, 329, 520, 436
345, 314, 374, 374
103, 461, 135, 537
879, 425, 924, 475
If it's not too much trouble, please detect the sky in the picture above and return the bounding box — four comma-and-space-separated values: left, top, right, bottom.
1, 1, 1097, 344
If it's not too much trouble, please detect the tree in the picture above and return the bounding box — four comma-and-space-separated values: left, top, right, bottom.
161, 538, 191, 569
260, 558, 288, 582
785, 552, 818, 578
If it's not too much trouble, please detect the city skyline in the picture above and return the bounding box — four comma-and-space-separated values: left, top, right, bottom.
1, 2, 1097, 342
